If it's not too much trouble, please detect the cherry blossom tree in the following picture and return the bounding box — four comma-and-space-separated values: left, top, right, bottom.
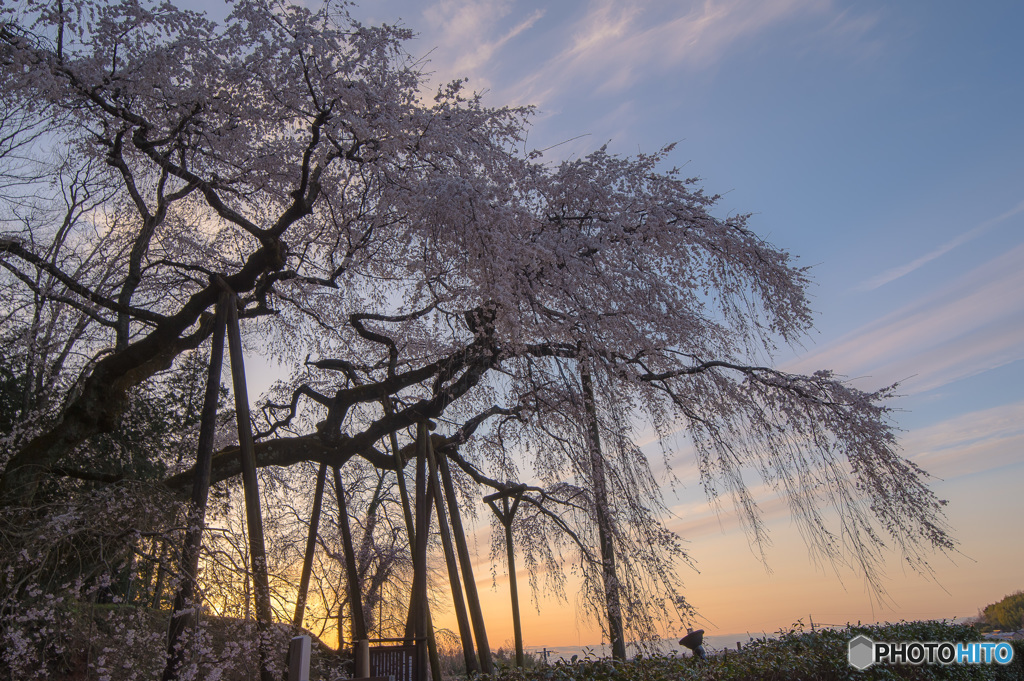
0, 0, 953, 669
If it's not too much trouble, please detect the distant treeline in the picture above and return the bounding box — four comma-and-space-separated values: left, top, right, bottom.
979, 590, 1024, 632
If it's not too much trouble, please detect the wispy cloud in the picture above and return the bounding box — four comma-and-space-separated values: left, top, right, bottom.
902, 401, 1024, 480
857, 199, 1024, 291
409, 0, 878, 112
494, 0, 883, 108
501, 0, 888, 110
415, 0, 545, 93
787, 242, 1024, 393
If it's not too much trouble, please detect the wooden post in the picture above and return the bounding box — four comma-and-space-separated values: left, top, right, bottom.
383, 400, 416, 548
412, 424, 430, 681
504, 497, 524, 668
355, 639, 369, 678
334, 466, 368, 643
409, 426, 443, 681
422, 436, 442, 681
484, 487, 526, 668
580, 360, 626, 661
151, 538, 168, 609
426, 436, 478, 674
437, 453, 493, 674
225, 292, 276, 681
293, 463, 327, 628
162, 291, 229, 681
337, 593, 346, 652
387, 420, 441, 681
381, 401, 419, 643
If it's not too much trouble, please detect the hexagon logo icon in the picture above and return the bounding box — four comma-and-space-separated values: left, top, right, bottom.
848, 635, 875, 670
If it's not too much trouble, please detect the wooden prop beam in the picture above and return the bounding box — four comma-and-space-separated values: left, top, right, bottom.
226, 291, 276, 681
334, 465, 368, 643
162, 291, 229, 681
293, 463, 327, 628
580, 362, 626, 661
412, 424, 430, 681
427, 435, 478, 674
485, 487, 527, 668
437, 453, 493, 674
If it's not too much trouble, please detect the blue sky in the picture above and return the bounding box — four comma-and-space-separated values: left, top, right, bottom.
340, 0, 1024, 639
189, 0, 1024, 642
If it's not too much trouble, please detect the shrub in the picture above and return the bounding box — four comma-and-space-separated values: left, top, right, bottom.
474, 622, 1020, 681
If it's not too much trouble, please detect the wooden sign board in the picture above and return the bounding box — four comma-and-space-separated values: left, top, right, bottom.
369, 644, 418, 681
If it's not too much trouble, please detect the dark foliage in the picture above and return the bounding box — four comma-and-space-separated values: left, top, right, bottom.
478, 622, 1022, 681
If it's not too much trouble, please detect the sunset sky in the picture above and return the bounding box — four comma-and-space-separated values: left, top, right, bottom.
219, 0, 1024, 650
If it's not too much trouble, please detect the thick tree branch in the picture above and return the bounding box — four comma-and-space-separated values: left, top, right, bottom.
0, 239, 165, 324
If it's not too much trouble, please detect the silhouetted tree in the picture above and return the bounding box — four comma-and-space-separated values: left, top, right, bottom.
1, 0, 955, 669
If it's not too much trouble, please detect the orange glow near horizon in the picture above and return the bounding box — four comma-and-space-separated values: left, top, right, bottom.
198, 427, 1023, 654
225, 456, 1024, 655
428, 461, 1024, 650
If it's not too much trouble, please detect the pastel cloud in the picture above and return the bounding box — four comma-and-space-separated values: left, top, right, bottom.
410, 0, 874, 110
663, 400, 1024, 545
857, 199, 1024, 291
417, 0, 545, 92
787, 242, 1024, 394
901, 401, 1024, 481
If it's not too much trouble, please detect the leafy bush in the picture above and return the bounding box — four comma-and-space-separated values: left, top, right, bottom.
980, 591, 1024, 632
475, 622, 1021, 681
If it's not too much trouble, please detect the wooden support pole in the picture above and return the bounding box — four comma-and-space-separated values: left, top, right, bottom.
390, 418, 441, 681
355, 639, 369, 678
484, 488, 525, 668
162, 291, 229, 681
334, 465, 368, 643
293, 463, 327, 628
437, 453, 493, 674
383, 400, 416, 548
381, 401, 420, 644
412, 424, 430, 681
225, 292, 276, 681
337, 593, 346, 652
504, 496, 524, 668
426, 436, 478, 674
151, 537, 168, 609
422, 436, 442, 681
580, 361, 626, 661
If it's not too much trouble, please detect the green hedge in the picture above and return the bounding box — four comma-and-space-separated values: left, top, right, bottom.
479, 622, 1022, 681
